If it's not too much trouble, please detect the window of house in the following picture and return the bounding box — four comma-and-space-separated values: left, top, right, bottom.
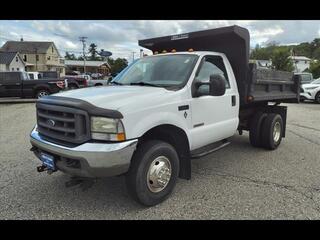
11, 68, 14, 71
17, 68, 19, 71
47, 56, 51, 60
23, 55, 27, 62
16, 56, 18, 62
36, 55, 39, 61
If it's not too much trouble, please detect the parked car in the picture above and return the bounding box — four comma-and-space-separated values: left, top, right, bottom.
300, 78, 320, 103
0, 71, 65, 98
62, 75, 88, 89
294, 72, 313, 85
29, 25, 300, 206
28, 72, 43, 80
91, 73, 103, 79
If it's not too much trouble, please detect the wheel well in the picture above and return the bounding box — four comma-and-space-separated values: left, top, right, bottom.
34, 87, 50, 96
95, 83, 103, 86
139, 124, 191, 180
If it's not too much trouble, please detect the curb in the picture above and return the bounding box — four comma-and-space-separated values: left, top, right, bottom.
0, 98, 37, 104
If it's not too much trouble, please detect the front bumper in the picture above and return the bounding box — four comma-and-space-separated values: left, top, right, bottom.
30, 127, 138, 178
300, 92, 313, 100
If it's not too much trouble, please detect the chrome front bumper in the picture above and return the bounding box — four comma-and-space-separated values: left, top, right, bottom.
30, 127, 138, 178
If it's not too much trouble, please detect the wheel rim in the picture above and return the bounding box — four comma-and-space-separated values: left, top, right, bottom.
147, 156, 172, 193
38, 91, 48, 98
273, 122, 281, 142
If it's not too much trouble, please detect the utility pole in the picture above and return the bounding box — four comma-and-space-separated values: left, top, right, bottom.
79, 36, 88, 73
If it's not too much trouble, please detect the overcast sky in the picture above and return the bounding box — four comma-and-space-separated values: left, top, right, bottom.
1, 20, 320, 62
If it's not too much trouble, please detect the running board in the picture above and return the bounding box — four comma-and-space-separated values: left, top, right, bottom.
191, 140, 230, 159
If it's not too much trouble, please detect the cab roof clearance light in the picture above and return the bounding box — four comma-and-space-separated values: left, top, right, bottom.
188, 48, 194, 52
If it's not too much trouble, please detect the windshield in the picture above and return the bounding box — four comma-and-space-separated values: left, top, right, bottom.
311, 79, 320, 84
112, 54, 198, 88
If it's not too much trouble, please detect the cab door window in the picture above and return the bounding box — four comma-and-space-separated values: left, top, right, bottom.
195, 56, 230, 95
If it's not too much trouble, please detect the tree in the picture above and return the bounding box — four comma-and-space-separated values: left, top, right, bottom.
88, 43, 100, 61
65, 51, 77, 60
109, 57, 128, 75
309, 61, 320, 79
271, 48, 294, 72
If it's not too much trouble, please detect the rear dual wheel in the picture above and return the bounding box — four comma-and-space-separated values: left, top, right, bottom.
249, 112, 283, 150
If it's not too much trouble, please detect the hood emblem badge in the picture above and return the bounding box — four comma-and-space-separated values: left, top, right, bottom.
184, 111, 188, 119
47, 119, 56, 127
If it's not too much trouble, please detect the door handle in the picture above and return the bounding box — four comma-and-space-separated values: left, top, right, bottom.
231, 95, 236, 106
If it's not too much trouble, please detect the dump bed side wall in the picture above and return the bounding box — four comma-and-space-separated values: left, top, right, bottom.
239, 64, 300, 106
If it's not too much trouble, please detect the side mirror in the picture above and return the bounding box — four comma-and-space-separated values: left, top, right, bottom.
194, 74, 226, 97
209, 74, 226, 96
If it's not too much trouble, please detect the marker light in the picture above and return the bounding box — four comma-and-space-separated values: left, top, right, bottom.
188, 48, 194, 52
154, 51, 158, 55
171, 49, 176, 53
162, 50, 167, 53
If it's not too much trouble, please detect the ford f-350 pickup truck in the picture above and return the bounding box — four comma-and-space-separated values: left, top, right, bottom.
30, 25, 300, 206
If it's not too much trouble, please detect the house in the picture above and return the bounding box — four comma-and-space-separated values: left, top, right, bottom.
289, 56, 311, 73
65, 60, 111, 75
0, 40, 65, 76
0, 51, 26, 72
249, 59, 272, 69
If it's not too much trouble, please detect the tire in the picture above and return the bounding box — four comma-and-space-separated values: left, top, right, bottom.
261, 113, 283, 150
315, 92, 320, 104
35, 89, 50, 99
69, 84, 78, 90
125, 140, 179, 206
249, 112, 268, 148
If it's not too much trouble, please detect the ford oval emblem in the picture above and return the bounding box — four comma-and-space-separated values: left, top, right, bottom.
47, 119, 55, 126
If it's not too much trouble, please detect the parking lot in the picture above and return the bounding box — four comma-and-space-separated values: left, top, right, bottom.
0, 102, 320, 219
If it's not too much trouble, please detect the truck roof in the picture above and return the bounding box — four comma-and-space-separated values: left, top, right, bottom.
139, 25, 250, 85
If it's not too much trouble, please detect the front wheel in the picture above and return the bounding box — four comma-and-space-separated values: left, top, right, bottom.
35, 89, 50, 98
125, 140, 179, 206
315, 92, 320, 104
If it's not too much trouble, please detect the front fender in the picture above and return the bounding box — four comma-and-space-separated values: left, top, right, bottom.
123, 110, 192, 148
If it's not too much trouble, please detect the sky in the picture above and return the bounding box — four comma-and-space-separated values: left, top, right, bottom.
1, 20, 320, 63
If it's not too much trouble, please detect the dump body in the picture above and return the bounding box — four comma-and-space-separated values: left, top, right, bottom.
139, 25, 300, 105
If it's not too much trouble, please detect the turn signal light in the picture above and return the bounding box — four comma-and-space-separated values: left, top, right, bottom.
117, 133, 126, 141
247, 96, 254, 102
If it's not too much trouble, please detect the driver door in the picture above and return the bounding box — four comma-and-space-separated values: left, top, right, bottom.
189, 55, 239, 150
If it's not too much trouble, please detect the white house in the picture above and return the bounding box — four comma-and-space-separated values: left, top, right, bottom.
0, 51, 26, 72
289, 56, 311, 73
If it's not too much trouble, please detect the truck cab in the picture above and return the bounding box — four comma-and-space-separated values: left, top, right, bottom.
30, 25, 300, 206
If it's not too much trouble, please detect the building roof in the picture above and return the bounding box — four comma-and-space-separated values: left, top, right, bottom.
0, 41, 59, 55
0, 51, 18, 64
289, 56, 311, 61
65, 60, 111, 68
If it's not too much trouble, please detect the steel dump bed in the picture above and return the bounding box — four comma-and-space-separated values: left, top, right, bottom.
139, 25, 300, 105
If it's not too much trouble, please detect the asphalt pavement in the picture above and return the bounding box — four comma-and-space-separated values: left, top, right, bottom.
0, 102, 320, 219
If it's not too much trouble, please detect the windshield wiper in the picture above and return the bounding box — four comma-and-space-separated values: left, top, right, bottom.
130, 82, 163, 87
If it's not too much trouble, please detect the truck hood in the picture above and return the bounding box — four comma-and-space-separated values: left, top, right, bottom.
53, 85, 173, 112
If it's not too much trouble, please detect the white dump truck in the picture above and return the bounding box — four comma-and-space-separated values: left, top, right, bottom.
30, 25, 300, 206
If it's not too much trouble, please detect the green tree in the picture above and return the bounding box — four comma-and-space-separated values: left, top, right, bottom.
88, 43, 100, 60
271, 48, 294, 72
65, 51, 77, 60
309, 61, 320, 79
109, 57, 128, 75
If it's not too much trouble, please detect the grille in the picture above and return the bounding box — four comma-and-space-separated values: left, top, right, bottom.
36, 103, 90, 144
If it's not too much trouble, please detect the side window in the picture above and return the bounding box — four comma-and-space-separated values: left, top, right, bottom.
195, 56, 230, 95
29, 74, 34, 80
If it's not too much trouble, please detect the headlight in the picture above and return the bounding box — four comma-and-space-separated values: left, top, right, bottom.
305, 87, 318, 90
91, 117, 125, 141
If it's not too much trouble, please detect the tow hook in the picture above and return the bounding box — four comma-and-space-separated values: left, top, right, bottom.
37, 165, 56, 175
